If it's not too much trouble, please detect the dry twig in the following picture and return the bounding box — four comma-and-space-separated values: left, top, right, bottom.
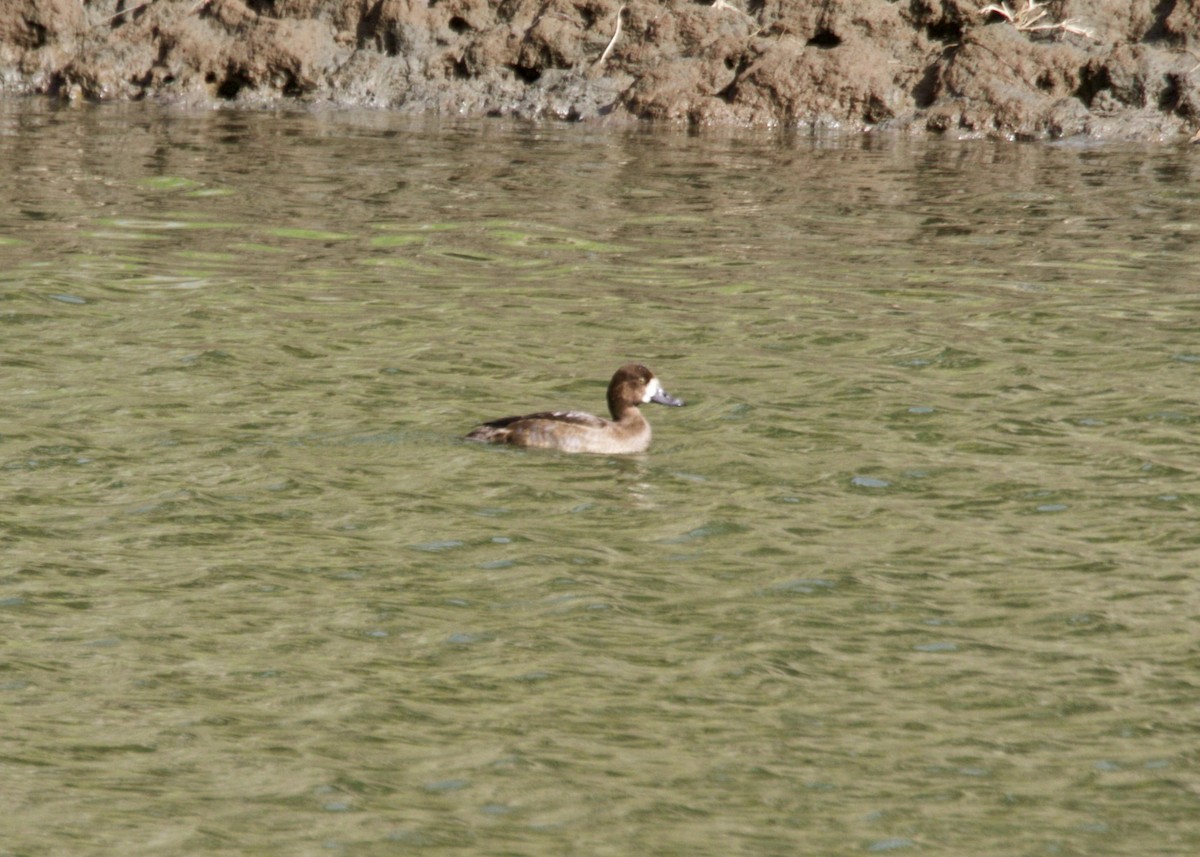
979, 1, 1093, 40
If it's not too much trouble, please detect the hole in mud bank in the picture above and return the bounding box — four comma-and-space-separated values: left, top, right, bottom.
216, 78, 242, 99
1158, 75, 1182, 113
448, 16, 471, 34
451, 58, 471, 79
807, 29, 841, 49
381, 31, 401, 56
280, 74, 305, 97
28, 21, 49, 48
510, 64, 542, 84
864, 94, 892, 124
912, 64, 940, 108
1144, 0, 1178, 42
925, 19, 962, 44
1075, 65, 1110, 107
45, 71, 67, 98
215, 72, 252, 100
720, 52, 751, 87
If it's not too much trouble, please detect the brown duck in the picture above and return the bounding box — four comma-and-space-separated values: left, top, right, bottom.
466, 363, 684, 454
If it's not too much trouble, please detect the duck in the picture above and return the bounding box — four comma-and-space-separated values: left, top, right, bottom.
466, 363, 683, 454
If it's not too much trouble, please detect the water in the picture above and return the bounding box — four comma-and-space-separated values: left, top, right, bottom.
3, 101, 1200, 855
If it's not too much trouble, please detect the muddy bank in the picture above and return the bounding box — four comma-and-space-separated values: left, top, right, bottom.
2, 0, 1198, 139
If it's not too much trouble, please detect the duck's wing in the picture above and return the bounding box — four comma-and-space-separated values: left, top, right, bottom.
485, 410, 608, 430
539, 410, 608, 429
466, 410, 610, 444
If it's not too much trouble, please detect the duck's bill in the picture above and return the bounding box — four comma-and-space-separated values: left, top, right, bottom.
650, 390, 684, 407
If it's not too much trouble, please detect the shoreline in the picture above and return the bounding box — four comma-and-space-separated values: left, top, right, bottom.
3, 0, 1198, 142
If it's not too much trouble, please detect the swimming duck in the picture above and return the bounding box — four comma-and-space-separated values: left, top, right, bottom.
466, 363, 683, 454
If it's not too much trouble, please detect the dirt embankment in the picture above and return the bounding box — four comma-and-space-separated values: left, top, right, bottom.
3, 0, 1199, 139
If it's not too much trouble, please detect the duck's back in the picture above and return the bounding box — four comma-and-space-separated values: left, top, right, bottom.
466, 410, 649, 454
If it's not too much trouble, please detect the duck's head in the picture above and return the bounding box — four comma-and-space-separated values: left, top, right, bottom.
607, 363, 684, 417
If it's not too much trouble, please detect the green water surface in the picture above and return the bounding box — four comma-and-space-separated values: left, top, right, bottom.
2, 102, 1199, 856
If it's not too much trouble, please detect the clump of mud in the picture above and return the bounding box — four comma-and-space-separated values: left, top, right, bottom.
2, 0, 1198, 140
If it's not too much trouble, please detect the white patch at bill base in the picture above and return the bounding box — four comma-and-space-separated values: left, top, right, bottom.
642, 377, 661, 403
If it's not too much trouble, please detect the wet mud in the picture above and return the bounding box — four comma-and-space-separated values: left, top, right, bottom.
3, 0, 1199, 139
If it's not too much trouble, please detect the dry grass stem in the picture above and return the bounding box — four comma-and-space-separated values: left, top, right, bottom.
594, 6, 625, 69
101, 0, 157, 25
100, 0, 212, 27
979, 1, 1093, 40
711, 0, 757, 25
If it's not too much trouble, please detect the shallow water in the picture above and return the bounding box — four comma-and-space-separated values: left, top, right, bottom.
3, 102, 1200, 855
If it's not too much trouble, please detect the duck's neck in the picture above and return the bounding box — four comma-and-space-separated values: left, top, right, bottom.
612, 405, 646, 425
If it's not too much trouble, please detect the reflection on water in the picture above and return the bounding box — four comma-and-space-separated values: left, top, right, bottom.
3, 102, 1200, 855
